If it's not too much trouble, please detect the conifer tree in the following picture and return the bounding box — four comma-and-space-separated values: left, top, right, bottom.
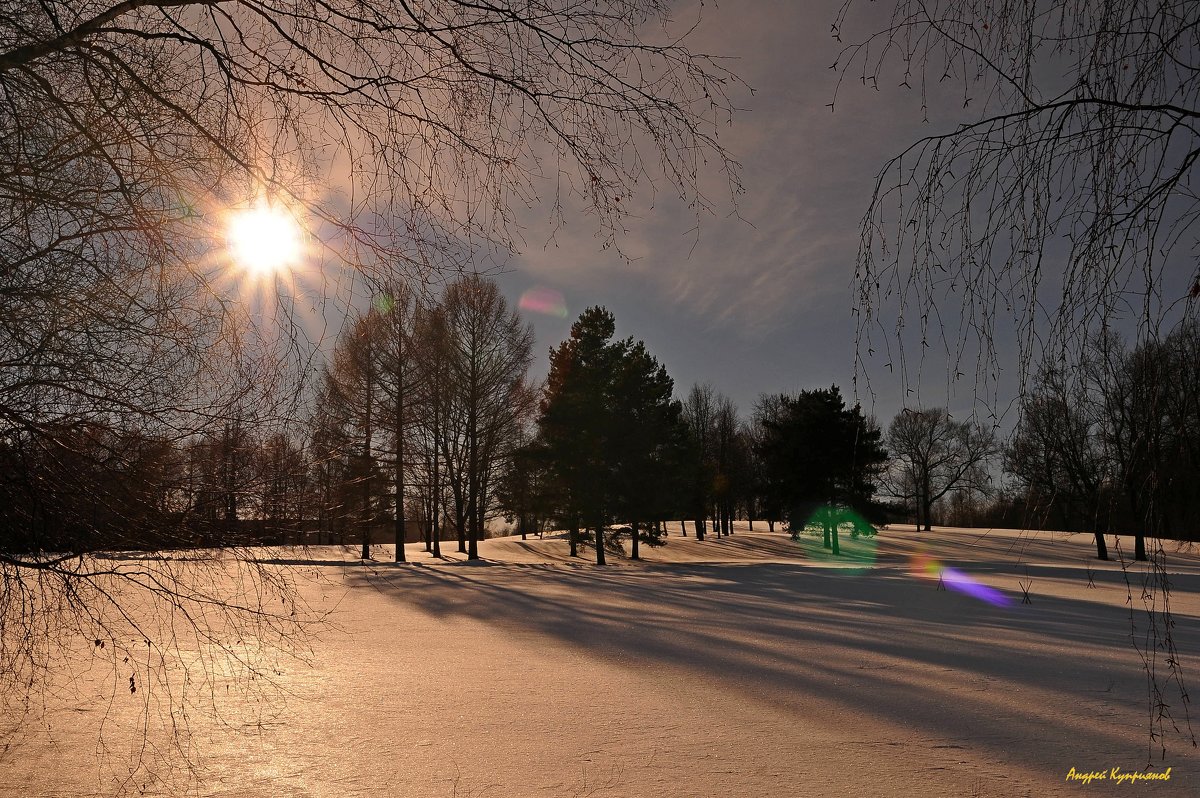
755, 387, 887, 555
537, 307, 685, 564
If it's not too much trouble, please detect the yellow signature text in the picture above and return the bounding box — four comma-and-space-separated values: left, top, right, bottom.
1065, 766, 1172, 785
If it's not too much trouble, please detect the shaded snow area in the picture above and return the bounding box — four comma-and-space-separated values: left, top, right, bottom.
4, 525, 1200, 796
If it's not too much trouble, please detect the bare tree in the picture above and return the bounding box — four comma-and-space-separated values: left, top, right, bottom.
309, 379, 355, 544
835, 1, 1200, 398
440, 276, 535, 560
257, 432, 311, 545
711, 396, 742, 537
835, 1, 1198, 750
749, 393, 788, 533
1, 2, 741, 295
683, 386, 744, 540
681, 383, 717, 541
1006, 376, 1111, 560
884, 408, 997, 531
372, 285, 420, 563
314, 312, 388, 558
1089, 324, 1200, 558
411, 301, 453, 558
2, 1, 742, 784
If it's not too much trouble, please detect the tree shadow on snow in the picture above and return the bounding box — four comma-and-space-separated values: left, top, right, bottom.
343, 555, 1200, 782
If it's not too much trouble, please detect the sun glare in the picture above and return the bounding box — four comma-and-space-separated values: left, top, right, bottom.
226, 201, 303, 277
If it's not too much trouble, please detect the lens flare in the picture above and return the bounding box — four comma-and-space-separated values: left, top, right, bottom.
790, 506, 878, 573
519, 286, 568, 318
910, 552, 1010, 606
374, 293, 395, 313
226, 199, 303, 277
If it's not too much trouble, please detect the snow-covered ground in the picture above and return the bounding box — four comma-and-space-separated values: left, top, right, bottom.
5, 524, 1199, 796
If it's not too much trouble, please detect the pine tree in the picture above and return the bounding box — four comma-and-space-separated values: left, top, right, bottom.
536, 307, 685, 564
755, 387, 888, 555
610, 341, 686, 560
538, 308, 622, 565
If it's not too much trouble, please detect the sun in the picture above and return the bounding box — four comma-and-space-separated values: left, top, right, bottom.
226, 200, 304, 277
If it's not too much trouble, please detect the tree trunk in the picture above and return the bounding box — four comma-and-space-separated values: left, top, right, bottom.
569, 520, 579, 557
361, 338, 374, 561
466, 505, 479, 558
465, 496, 477, 559
694, 516, 705, 541
432, 507, 442, 557
630, 519, 640, 560
431, 431, 442, 558
1094, 531, 1109, 560
465, 338, 480, 560
921, 472, 933, 531
768, 518, 775, 533
423, 492, 432, 551
594, 522, 606, 565
469, 489, 484, 560
1125, 487, 1148, 562
394, 389, 406, 563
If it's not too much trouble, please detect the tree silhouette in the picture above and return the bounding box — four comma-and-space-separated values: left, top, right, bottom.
374, 285, 419, 563
440, 276, 535, 560
1, 5, 744, 779
609, 341, 687, 560
836, 1, 1200, 399
411, 302, 453, 558
1006, 378, 1111, 560
312, 312, 387, 558
495, 435, 554, 543
681, 384, 718, 541
884, 408, 997, 532
537, 307, 683, 564
710, 396, 744, 538
835, 4, 1198, 746
749, 393, 789, 533
755, 387, 887, 555
539, 308, 622, 564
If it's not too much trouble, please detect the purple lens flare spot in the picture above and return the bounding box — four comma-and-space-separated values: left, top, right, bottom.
940, 567, 1011, 607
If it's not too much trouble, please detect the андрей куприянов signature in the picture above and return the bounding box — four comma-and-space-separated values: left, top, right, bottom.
1066, 767, 1172, 785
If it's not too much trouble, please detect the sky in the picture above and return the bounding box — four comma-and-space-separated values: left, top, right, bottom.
285, 0, 1191, 434
487, 0, 993, 428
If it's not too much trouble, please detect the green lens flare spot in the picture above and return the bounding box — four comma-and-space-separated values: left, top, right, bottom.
373, 293, 395, 313
790, 506, 878, 573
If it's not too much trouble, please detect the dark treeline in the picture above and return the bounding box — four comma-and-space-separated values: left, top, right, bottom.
1002, 323, 1200, 558
882, 322, 1200, 560
4, 288, 1196, 563
309, 275, 535, 561
0, 274, 536, 560
499, 307, 891, 564
0, 419, 309, 553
